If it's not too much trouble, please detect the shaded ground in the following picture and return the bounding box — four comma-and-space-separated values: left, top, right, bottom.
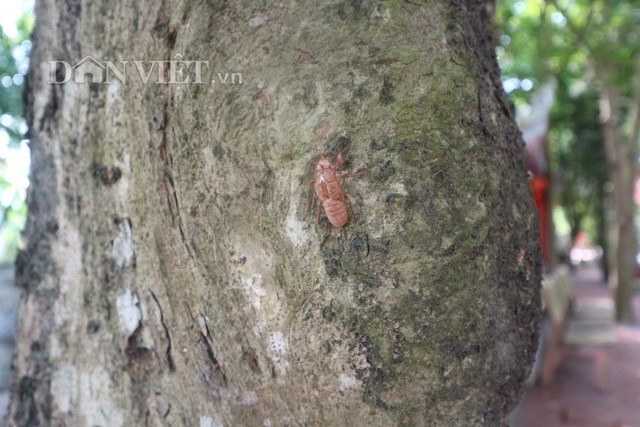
511, 266, 640, 427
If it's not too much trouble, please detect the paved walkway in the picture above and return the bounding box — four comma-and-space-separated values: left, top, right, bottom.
510, 267, 640, 427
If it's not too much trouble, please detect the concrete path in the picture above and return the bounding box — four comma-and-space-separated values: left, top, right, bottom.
511, 267, 640, 427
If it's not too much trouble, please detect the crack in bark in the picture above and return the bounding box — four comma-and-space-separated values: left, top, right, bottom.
202, 319, 228, 385
162, 168, 193, 257
187, 304, 229, 387
156, 67, 193, 258
199, 331, 228, 387
38, 85, 59, 132
149, 290, 176, 372
174, 192, 192, 257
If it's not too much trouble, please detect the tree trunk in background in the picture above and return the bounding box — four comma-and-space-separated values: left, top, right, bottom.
6, 1, 541, 425
595, 182, 610, 284
600, 84, 637, 323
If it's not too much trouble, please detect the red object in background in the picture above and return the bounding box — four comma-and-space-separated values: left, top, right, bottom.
530, 177, 549, 264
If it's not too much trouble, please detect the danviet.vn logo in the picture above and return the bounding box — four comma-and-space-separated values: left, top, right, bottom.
48, 54, 243, 85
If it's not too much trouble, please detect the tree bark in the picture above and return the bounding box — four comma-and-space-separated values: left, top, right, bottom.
595, 181, 610, 283
6, 1, 541, 426
599, 83, 637, 323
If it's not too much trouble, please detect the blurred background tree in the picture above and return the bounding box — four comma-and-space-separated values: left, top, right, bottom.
553, 86, 609, 278
0, 11, 33, 262
496, 0, 640, 322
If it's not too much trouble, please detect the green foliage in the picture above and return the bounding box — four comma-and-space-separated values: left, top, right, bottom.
550, 86, 608, 240
497, 0, 640, 96
0, 14, 33, 261
495, 0, 639, 245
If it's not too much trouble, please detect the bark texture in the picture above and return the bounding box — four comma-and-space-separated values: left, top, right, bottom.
599, 83, 637, 323
7, 0, 541, 425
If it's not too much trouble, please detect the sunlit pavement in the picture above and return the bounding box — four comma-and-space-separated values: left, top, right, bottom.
510, 266, 640, 427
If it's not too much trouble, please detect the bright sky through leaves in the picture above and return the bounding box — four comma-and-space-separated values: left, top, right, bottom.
0, 0, 34, 260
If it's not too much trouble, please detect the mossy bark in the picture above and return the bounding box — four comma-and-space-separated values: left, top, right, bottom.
6, 0, 541, 426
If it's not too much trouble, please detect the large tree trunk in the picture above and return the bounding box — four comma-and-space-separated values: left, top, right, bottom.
6, 1, 541, 425
600, 83, 637, 323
